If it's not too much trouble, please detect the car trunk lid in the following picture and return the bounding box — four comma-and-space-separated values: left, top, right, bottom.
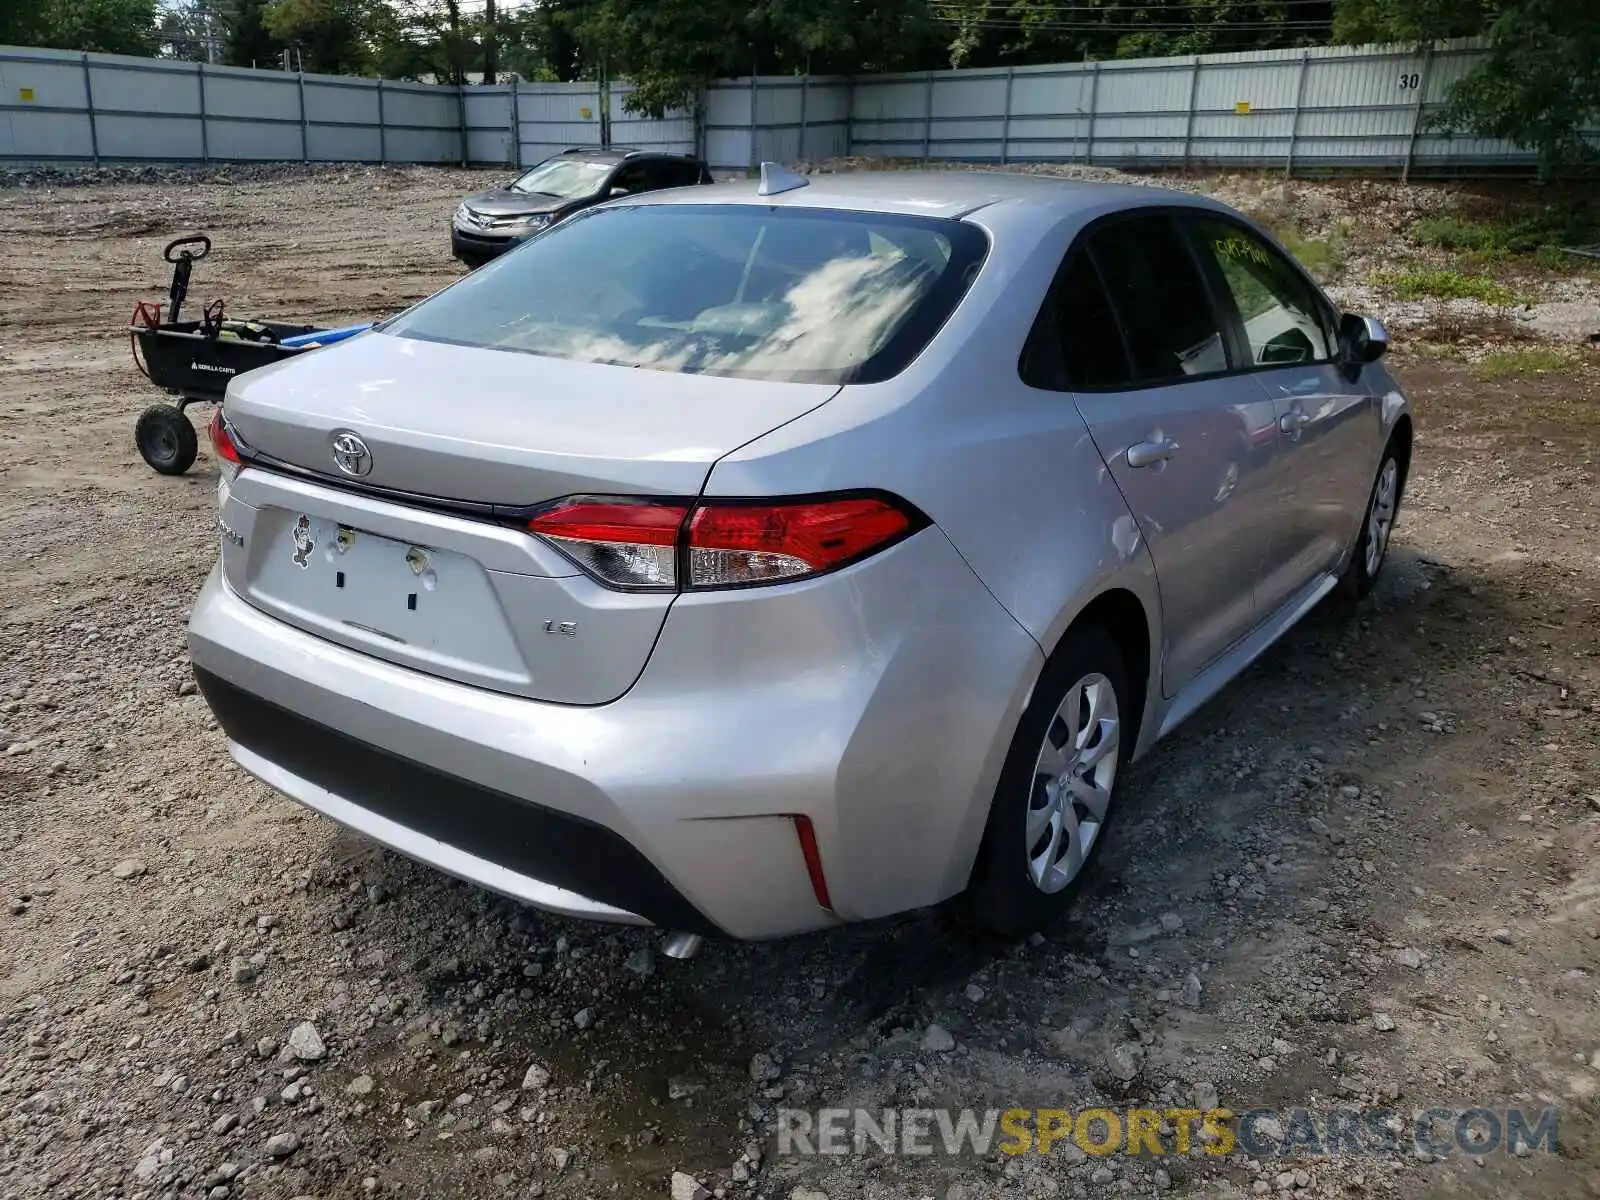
224, 330, 840, 504
217, 331, 840, 703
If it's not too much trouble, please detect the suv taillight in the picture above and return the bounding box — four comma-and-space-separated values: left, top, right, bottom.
527, 494, 922, 592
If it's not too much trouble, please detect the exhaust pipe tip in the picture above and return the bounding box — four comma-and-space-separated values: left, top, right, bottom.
660, 932, 704, 961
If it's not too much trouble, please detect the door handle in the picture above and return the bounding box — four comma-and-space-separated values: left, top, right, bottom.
1279, 410, 1311, 435
1127, 437, 1180, 468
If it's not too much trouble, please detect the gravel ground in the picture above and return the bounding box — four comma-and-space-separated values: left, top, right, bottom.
1, 164, 1598, 1200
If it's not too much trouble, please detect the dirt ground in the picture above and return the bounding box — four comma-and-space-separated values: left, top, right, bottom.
0, 165, 1597, 1200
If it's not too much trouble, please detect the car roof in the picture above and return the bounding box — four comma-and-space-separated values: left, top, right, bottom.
552, 147, 703, 165
627, 169, 1231, 229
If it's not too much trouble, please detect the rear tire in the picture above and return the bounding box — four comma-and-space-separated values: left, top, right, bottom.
135, 404, 198, 476
1340, 443, 1402, 600
966, 625, 1130, 937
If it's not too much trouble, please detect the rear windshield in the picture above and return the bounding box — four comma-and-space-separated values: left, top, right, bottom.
386, 204, 989, 384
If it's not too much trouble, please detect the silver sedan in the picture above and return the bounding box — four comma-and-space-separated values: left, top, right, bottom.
188, 166, 1411, 946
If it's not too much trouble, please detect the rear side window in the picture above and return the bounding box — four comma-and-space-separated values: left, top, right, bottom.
386, 205, 989, 384
1021, 252, 1133, 390
638, 160, 692, 190
1189, 216, 1334, 366
664, 161, 706, 187
1088, 215, 1230, 385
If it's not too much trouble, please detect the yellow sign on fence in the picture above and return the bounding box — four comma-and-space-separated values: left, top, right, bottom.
19, 87, 35, 102
578, 106, 593, 119
1235, 100, 1251, 114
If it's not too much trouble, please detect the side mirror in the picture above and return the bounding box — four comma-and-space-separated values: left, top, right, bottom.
1339, 312, 1389, 367
607, 185, 630, 197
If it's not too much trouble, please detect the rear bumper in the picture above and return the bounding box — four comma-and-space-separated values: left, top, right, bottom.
195, 666, 714, 933
187, 523, 1041, 939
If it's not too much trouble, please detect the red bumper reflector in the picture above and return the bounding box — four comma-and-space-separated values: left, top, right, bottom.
793, 815, 833, 911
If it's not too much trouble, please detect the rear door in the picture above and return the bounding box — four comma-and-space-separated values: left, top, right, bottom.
1184, 213, 1379, 617
1047, 213, 1283, 697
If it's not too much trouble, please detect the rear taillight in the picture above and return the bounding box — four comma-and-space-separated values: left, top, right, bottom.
527, 494, 921, 592
687, 498, 913, 588
208, 408, 242, 480
528, 499, 688, 590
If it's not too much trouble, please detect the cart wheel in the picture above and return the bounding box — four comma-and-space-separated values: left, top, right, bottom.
135, 404, 199, 475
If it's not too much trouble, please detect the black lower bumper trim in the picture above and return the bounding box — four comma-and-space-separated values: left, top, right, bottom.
450, 227, 517, 267
194, 668, 721, 937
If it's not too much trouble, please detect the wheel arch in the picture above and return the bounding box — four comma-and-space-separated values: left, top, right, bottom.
1065, 588, 1153, 756
1033, 575, 1163, 763
1389, 413, 1414, 503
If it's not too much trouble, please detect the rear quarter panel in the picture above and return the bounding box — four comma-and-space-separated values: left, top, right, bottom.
704, 196, 1173, 890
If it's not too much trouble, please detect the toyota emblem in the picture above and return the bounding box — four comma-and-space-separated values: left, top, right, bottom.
329, 431, 373, 477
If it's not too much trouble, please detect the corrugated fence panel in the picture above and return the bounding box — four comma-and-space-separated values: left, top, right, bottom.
0, 51, 105, 160
608, 84, 693, 154
0, 49, 89, 108
303, 78, 378, 126
927, 71, 1006, 158
800, 81, 851, 161
750, 79, 803, 163
97, 112, 201, 159
207, 118, 301, 161
381, 85, 456, 132
203, 66, 299, 121
89, 57, 196, 114
849, 76, 930, 156
516, 81, 602, 165
464, 85, 513, 166
1096, 62, 1192, 115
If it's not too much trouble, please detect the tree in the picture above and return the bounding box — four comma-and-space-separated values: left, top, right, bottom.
0, 5, 49, 48
156, 1, 217, 61
225, 0, 288, 68
577, 0, 941, 116
4, 0, 161, 56
1439, 0, 1600, 176
483, 0, 497, 83
1331, 0, 1488, 42
941, 0, 1334, 68
1334, 0, 1600, 176
263, 0, 369, 73
499, 0, 598, 82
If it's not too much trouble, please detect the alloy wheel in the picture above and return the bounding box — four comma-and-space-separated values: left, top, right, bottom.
1365, 457, 1399, 578
1026, 672, 1120, 894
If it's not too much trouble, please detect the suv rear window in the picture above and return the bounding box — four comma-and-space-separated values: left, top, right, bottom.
386, 205, 989, 384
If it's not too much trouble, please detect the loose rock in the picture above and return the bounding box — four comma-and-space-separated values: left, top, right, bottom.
286, 1021, 326, 1062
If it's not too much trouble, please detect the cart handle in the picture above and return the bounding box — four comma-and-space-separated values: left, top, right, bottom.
163, 235, 211, 264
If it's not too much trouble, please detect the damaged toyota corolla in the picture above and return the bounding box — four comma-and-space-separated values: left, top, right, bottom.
188, 165, 1411, 949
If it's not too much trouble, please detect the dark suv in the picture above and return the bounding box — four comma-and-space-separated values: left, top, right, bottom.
450, 147, 713, 268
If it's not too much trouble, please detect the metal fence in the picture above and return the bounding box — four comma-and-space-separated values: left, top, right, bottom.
3, 38, 1593, 177
0, 46, 461, 165
836, 38, 1568, 178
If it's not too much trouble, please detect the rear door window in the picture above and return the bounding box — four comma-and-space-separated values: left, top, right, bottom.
1087, 215, 1231, 384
